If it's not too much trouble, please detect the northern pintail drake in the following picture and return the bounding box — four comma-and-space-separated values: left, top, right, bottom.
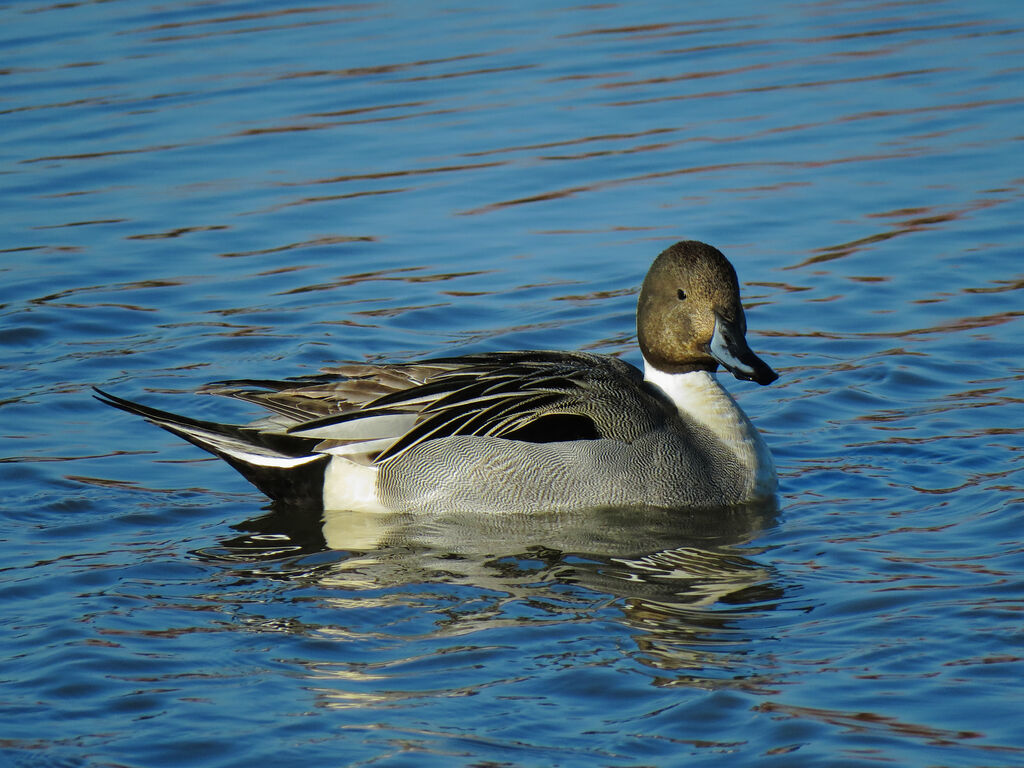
96, 241, 779, 513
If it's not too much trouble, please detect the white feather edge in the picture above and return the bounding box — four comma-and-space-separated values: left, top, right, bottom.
289, 413, 417, 440
160, 422, 322, 469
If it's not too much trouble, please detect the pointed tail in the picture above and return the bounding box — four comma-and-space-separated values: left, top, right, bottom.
94, 388, 329, 507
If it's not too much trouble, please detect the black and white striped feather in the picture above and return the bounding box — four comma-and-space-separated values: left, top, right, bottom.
95, 351, 674, 507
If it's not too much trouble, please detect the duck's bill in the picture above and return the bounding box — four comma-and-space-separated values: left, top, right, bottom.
710, 314, 779, 385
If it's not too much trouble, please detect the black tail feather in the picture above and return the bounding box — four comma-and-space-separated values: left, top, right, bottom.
94, 387, 328, 508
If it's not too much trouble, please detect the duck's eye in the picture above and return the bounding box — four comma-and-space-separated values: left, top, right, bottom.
677, 289, 687, 301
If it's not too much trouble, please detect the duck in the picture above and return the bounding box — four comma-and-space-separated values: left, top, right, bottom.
95, 240, 779, 513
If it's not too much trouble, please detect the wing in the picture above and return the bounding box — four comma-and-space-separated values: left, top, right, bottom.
206, 351, 671, 465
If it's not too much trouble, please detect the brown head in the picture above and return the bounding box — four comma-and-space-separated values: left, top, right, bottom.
637, 240, 778, 384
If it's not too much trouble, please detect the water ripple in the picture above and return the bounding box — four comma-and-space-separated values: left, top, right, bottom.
2, 0, 1023, 765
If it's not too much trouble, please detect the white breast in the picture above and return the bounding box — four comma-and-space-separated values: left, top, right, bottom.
644, 362, 776, 498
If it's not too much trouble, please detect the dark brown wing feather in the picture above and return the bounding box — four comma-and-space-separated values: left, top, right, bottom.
202, 351, 671, 465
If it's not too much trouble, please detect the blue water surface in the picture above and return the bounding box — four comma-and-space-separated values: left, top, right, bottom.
2, 1, 1023, 766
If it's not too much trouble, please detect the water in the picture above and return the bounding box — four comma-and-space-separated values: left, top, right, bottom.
2, 0, 1023, 765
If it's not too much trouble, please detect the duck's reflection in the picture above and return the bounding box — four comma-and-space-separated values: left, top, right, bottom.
198, 500, 784, 683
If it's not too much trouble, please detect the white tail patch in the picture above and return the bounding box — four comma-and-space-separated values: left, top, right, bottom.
322, 456, 388, 512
